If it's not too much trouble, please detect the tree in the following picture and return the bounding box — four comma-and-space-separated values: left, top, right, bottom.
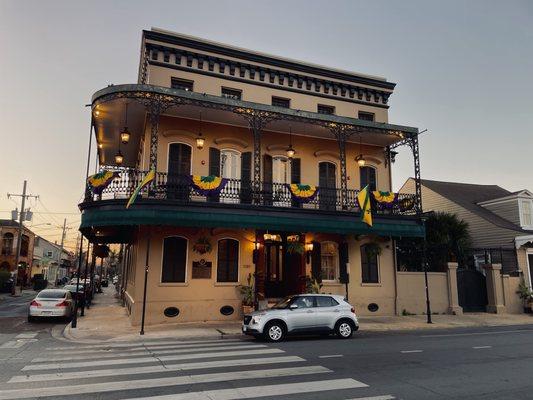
396, 212, 472, 272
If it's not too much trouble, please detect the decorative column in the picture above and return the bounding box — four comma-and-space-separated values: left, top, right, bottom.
483, 263, 506, 313
446, 262, 463, 315
328, 124, 354, 210
407, 133, 423, 214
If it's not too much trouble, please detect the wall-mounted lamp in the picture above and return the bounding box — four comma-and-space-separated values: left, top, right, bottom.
305, 242, 314, 264
252, 241, 260, 264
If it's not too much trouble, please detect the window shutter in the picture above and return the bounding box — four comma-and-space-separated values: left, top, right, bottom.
263, 154, 273, 206
290, 158, 301, 208
240, 152, 252, 204
311, 241, 322, 283
208, 148, 221, 202
339, 241, 349, 283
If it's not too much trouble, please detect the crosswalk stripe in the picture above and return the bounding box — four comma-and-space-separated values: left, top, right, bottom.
32, 344, 267, 362
121, 378, 368, 400
45, 338, 241, 351
50, 340, 249, 355
0, 366, 331, 400
9, 356, 305, 383
22, 348, 285, 371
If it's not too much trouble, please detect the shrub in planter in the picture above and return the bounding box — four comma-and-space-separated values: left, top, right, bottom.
238, 273, 255, 314
516, 281, 533, 313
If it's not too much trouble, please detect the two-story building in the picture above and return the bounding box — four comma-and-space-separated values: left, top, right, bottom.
79, 29, 425, 325
0, 220, 34, 283
32, 236, 72, 281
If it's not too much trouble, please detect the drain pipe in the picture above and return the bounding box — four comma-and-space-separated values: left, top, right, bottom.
392, 237, 399, 316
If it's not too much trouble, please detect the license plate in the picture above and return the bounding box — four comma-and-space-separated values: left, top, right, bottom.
41, 311, 52, 314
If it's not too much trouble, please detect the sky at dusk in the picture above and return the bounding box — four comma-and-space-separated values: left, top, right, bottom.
1, 0, 532, 250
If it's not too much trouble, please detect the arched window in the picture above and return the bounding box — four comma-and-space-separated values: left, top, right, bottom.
320, 241, 339, 281
361, 244, 379, 283
318, 161, 337, 210
360, 166, 377, 192
161, 237, 188, 283
217, 239, 239, 282
20, 235, 30, 257
2, 233, 14, 256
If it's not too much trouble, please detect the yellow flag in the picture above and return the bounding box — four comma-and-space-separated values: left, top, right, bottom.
126, 169, 156, 209
357, 185, 372, 227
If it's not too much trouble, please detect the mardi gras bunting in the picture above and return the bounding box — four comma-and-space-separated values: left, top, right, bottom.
126, 169, 156, 209
190, 175, 227, 196
357, 185, 373, 227
372, 191, 398, 208
287, 184, 318, 203
87, 170, 119, 195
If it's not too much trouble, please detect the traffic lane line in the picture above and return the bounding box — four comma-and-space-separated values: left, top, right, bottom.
472, 346, 492, 349
400, 350, 423, 353
421, 329, 533, 338
318, 354, 344, 358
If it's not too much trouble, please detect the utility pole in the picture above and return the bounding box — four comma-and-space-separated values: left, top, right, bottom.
55, 218, 69, 286
7, 181, 39, 295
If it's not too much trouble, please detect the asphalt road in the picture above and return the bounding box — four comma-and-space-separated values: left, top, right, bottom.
0, 298, 532, 400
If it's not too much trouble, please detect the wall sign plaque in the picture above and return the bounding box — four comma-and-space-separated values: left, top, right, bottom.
192, 259, 212, 279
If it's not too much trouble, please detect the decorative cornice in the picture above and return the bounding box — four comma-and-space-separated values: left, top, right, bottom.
213, 137, 249, 149
314, 150, 341, 160
144, 42, 393, 107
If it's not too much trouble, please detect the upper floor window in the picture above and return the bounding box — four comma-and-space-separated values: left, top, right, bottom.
321, 241, 339, 281
272, 96, 290, 108
317, 104, 335, 115
1, 233, 13, 256
171, 78, 194, 92
360, 166, 377, 192
20, 235, 29, 257
521, 200, 533, 227
217, 239, 239, 282
161, 236, 187, 283
221, 87, 242, 100
361, 244, 379, 283
358, 111, 375, 121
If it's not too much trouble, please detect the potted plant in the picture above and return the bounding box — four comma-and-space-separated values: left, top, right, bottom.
305, 276, 323, 294
238, 273, 255, 314
516, 281, 533, 313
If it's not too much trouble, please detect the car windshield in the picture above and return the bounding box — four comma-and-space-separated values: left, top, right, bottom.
271, 296, 294, 309
36, 290, 66, 299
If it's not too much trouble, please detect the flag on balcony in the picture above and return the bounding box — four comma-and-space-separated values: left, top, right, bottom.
87, 170, 119, 195
190, 175, 228, 196
288, 184, 318, 203
126, 169, 156, 209
372, 191, 398, 208
357, 185, 373, 227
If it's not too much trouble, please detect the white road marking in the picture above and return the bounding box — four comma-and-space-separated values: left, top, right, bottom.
9, 356, 305, 383
120, 378, 368, 400
45, 338, 242, 351
318, 354, 344, 358
472, 346, 492, 349
400, 350, 423, 353
0, 366, 331, 400
15, 333, 37, 339
32, 344, 267, 362
422, 329, 533, 338
54, 340, 247, 355
22, 348, 284, 371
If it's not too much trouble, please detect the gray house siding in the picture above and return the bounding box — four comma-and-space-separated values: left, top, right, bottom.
481, 200, 521, 226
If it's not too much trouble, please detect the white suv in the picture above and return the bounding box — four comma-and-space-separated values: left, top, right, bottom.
242, 294, 359, 342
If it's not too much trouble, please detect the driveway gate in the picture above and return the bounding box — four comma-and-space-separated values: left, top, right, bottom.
457, 268, 488, 312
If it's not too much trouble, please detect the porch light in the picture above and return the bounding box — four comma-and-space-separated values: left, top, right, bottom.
305, 243, 314, 264
196, 112, 205, 150
252, 241, 260, 264
356, 154, 366, 167
263, 233, 272, 242
286, 127, 296, 158
114, 150, 124, 165
98, 143, 103, 149
120, 127, 131, 144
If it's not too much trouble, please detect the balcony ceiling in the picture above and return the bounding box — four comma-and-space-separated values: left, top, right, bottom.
92, 84, 418, 168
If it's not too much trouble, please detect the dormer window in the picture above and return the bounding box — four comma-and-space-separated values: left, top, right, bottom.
521, 199, 533, 228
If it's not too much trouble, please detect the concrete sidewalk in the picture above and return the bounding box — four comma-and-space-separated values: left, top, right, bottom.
63, 287, 533, 343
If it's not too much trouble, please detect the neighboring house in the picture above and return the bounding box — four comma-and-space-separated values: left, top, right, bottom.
401, 179, 533, 289
32, 236, 72, 281
0, 219, 35, 283
79, 29, 426, 325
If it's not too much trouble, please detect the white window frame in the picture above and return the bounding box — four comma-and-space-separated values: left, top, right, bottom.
159, 236, 189, 285
361, 244, 381, 284
320, 241, 339, 282
519, 199, 533, 229
215, 237, 240, 285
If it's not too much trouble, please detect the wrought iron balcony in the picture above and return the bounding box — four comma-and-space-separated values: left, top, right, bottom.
83, 168, 418, 217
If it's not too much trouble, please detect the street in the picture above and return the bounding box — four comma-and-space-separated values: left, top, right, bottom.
0, 297, 532, 400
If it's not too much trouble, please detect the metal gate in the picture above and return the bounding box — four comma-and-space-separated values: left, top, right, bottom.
457, 268, 488, 312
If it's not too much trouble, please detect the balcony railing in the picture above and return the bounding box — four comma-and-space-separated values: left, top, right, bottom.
84, 168, 418, 217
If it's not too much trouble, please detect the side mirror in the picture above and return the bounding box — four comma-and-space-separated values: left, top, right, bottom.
289, 304, 298, 310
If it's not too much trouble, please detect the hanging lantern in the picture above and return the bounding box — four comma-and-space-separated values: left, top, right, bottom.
120, 127, 130, 144
286, 127, 296, 158
114, 150, 124, 165
356, 154, 366, 167
196, 133, 205, 150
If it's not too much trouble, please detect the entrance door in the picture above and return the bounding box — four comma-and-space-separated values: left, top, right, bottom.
457, 268, 488, 312
167, 143, 191, 200
528, 253, 533, 289
220, 149, 241, 203
272, 157, 291, 207
319, 162, 337, 210
265, 243, 283, 298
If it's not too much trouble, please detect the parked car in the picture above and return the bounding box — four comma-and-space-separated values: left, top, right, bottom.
242, 294, 359, 342
28, 289, 74, 322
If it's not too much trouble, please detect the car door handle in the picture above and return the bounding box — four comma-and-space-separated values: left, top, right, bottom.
333, 309, 340, 312
306, 310, 314, 313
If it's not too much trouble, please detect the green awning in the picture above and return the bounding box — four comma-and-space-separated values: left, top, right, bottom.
80, 203, 424, 238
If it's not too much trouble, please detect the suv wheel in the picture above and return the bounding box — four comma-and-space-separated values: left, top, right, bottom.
264, 321, 285, 342
335, 320, 353, 339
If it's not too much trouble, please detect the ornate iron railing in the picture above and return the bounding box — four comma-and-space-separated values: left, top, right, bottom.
84, 168, 418, 216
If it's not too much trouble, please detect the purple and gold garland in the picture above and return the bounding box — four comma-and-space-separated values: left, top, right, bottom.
372, 191, 398, 209
87, 170, 119, 195
190, 175, 228, 196
287, 184, 318, 203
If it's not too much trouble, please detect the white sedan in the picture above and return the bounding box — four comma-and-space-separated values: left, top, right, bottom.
28, 289, 74, 322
